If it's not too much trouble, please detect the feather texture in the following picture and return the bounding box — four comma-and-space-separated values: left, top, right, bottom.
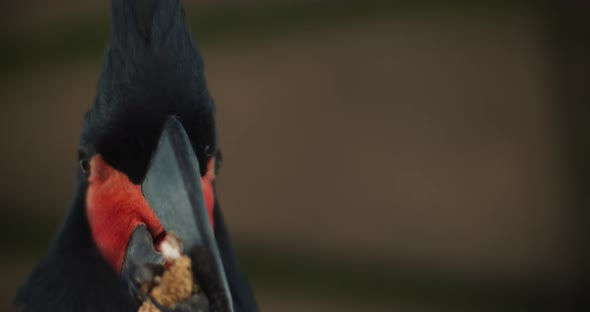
16, 0, 257, 310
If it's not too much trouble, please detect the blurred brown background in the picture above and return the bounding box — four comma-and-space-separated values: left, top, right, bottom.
1, 1, 588, 311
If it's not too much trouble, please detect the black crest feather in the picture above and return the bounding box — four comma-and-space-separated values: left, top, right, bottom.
86, 0, 216, 183
16, 1, 257, 311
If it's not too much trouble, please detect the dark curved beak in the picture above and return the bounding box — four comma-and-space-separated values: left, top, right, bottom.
123, 116, 233, 311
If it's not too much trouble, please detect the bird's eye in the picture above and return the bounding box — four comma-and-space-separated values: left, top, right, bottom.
214, 149, 222, 174
80, 159, 90, 176
204, 145, 222, 174
78, 146, 94, 177
204, 145, 213, 158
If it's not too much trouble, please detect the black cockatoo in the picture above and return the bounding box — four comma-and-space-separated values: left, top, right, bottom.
15, 0, 258, 311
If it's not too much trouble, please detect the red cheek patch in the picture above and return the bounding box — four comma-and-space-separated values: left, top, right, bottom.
202, 158, 216, 228
86, 155, 217, 273
86, 155, 165, 272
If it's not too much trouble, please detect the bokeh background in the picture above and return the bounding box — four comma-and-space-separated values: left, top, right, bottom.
1, 0, 588, 311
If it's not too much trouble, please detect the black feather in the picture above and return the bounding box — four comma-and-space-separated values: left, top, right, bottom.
17, 0, 257, 310
129, 0, 156, 43
88, 0, 215, 183
15, 176, 138, 312
214, 199, 259, 311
